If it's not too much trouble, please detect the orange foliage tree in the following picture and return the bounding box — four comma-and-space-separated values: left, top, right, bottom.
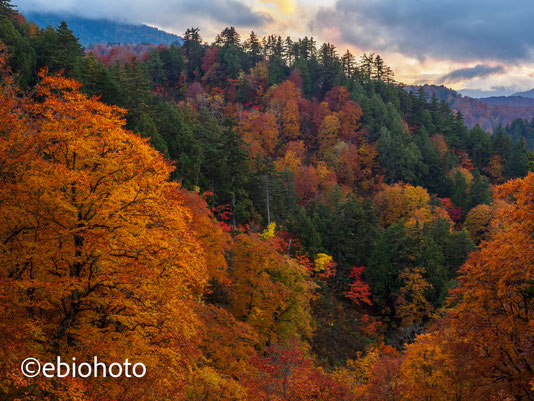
357, 140, 381, 193
294, 165, 320, 204
337, 100, 364, 143
398, 331, 477, 401
484, 153, 505, 184
362, 344, 403, 401
180, 190, 233, 286
444, 173, 534, 400
269, 80, 301, 141
0, 71, 207, 400
324, 86, 350, 112
238, 109, 279, 159
274, 140, 306, 174
187, 305, 258, 400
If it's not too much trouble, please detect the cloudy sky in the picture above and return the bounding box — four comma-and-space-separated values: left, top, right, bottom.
17, 0, 534, 96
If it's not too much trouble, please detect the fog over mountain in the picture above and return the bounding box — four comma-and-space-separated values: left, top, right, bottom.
23, 11, 182, 46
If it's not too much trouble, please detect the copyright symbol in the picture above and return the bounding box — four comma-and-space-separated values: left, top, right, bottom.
21, 358, 41, 377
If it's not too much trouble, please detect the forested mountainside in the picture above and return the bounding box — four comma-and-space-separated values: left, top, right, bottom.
407, 84, 534, 132
514, 87, 534, 98
503, 117, 534, 150
1, 3, 533, 400
23, 11, 182, 46
478, 96, 534, 107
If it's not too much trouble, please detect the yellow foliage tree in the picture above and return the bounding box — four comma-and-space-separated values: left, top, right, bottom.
333, 346, 380, 397
318, 114, 341, 155
259, 222, 277, 240
395, 267, 434, 327
228, 233, 316, 346
463, 203, 493, 244
314, 253, 335, 277
374, 183, 431, 227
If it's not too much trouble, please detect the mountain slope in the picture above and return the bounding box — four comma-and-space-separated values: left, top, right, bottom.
513, 88, 534, 98
23, 12, 182, 46
406, 84, 534, 132
476, 96, 534, 107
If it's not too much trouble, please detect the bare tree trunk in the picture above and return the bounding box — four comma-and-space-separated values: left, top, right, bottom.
265, 174, 271, 225
231, 175, 237, 228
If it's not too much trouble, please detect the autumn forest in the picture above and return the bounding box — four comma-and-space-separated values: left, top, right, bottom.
0, 1, 533, 400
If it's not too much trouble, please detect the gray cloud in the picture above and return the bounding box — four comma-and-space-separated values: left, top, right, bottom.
17, 0, 271, 29
438, 64, 504, 83
311, 0, 534, 62
458, 87, 517, 97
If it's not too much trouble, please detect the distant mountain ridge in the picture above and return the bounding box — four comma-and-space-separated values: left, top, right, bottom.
513, 88, 534, 98
23, 12, 182, 47
404, 84, 534, 132
475, 96, 534, 107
